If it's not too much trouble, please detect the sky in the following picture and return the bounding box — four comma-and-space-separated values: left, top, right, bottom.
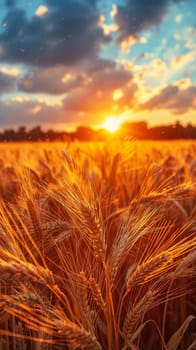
0, 0, 195, 130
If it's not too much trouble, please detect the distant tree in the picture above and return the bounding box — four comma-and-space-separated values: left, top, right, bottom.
185, 123, 196, 139
17, 126, 27, 141
3, 129, 16, 142
28, 126, 43, 141
172, 120, 184, 139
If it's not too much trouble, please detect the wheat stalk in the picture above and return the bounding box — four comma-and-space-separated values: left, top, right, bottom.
77, 271, 92, 330
108, 153, 121, 186
27, 199, 44, 252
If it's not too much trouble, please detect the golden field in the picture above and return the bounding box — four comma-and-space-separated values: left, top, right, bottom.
0, 140, 196, 350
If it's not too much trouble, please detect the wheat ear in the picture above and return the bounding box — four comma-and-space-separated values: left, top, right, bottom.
126, 253, 171, 289
110, 234, 129, 287
122, 290, 155, 341
54, 319, 102, 350
41, 220, 71, 233
0, 260, 55, 286
79, 272, 106, 311
77, 272, 92, 330
172, 249, 196, 278
81, 204, 106, 260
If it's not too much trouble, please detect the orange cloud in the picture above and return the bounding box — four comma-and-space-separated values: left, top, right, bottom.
63, 63, 135, 115
113, 88, 124, 101
35, 5, 48, 17
98, 4, 119, 36
121, 36, 147, 53
61, 74, 72, 83
31, 105, 41, 115
133, 58, 168, 88
102, 23, 119, 36
173, 78, 192, 89
110, 4, 118, 18
0, 66, 20, 77
98, 15, 119, 35
10, 96, 30, 103
171, 51, 196, 67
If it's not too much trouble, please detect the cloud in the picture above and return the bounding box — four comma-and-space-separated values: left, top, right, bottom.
29, 59, 136, 116
0, 98, 67, 128
18, 59, 122, 96
171, 51, 196, 67
98, 5, 119, 36
35, 5, 48, 17
18, 67, 86, 95
142, 84, 196, 114
115, 0, 185, 41
0, 95, 105, 130
63, 62, 135, 114
0, 65, 20, 77
121, 36, 147, 54
98, 15, 119, 36
0, 58, 137, 129
0, 0, 107, 67
137, 58, 168, 80
0, 70, 17, 93
175, 14, 182, 23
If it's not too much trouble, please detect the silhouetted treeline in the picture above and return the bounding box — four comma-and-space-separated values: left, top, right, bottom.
0, 121, 196, 142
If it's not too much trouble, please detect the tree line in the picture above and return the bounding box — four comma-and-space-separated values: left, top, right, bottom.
0, 121, 196, 142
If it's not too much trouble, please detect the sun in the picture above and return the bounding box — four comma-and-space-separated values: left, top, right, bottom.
102, 116, 122, 133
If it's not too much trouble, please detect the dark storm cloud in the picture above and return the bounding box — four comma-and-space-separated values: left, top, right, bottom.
0, 0, 107, 67
0, 71, 17, 93
116, 0, 185, 40
143, 84, 196, 114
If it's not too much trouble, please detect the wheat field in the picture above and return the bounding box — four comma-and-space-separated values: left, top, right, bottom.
0, 140, 195, 350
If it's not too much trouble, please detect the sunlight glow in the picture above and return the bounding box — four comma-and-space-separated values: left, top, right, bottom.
102, 116, 122, 133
